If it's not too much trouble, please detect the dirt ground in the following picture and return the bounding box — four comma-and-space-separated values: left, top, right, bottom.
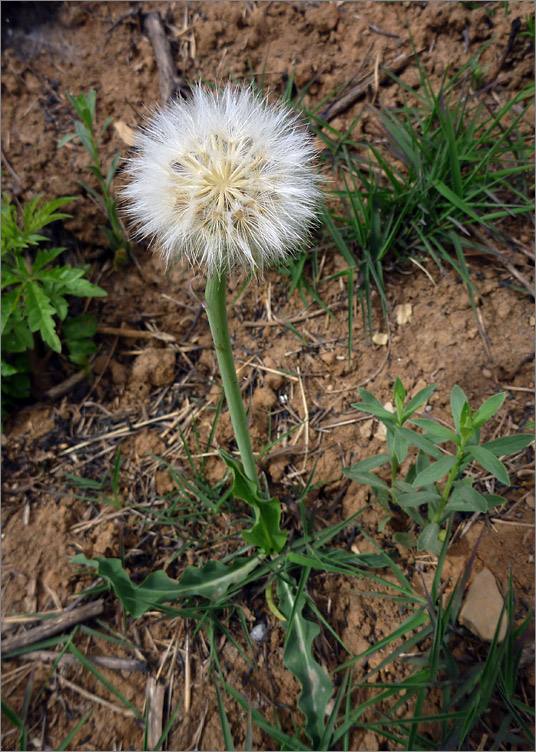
1, 2, 534, 750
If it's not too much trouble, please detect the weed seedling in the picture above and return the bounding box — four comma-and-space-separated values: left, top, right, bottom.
1, 194, 106, 408
67, 449, 123, 510
344, 379, 534, 554
61, 90, 130, 265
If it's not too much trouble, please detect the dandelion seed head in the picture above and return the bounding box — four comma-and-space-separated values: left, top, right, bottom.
123, 85, 320, 273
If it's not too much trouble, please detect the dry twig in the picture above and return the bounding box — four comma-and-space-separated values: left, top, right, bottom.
1, 600, 104, 654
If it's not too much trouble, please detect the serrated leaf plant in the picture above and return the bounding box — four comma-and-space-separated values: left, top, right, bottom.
344, 378, 534, 555
1, 194, 106, 407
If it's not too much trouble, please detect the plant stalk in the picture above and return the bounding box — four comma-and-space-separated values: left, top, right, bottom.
205, 271, 259, 488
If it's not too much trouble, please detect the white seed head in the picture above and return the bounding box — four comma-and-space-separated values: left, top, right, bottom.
123, 85, 320, 273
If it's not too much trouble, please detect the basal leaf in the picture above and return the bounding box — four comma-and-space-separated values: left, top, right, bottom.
277, 575, 333, 747
71, 554, 260, 617
221, 451, 287, 554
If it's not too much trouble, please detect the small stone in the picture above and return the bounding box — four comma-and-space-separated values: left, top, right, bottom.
459, 568, 507, 642
359, 419, 374, 440
114, 120, 136, 146
320, 351, 336, 365
372, 332, 389, 346
482, 368, 492, 378
395, 303, 413, 325
250, 622, 268, 642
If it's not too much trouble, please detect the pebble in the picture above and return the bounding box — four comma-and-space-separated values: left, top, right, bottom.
250, 622, 268, 642
459, 568, 507, 642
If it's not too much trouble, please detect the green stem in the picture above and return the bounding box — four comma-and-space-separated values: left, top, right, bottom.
205, 271, 259, 488
436, 444, 465, 521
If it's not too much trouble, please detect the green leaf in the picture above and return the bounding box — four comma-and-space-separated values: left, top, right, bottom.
388, 426, 409, 463
446, 481, 488, 513
74, 120, 98, 162
57, 133, 77, 148
482, 494, 507, 511
397, 489, 440, 509
67, 339, 96, 366
472, 393, 506, 427
397, 426, 444, 458
393, 377, 406, 418
71, 554, 260, 617
352, 390, 396, 421
1, 290, 18, 336
48, 292, 68, 321
450, 385, 468, 433
1, 360, 18, 377
411, 418, 457, 444
63, 313, 98, 340
467, 445, 510, 485
418, 522, 443, 556
26, 282, 61, 352
343, 469, 390, 491
64, 276, 107, 297
403, 384, 436, 419
106, 153, 121, 188
412, 455, 457, 488
221, 452, 287, 554
482, 434, 534, 457
3, 318, 34, 353
33, 247, 65, 272
433, 179, 481, 223
277, 575, 333, 747
343, 454, 390, 475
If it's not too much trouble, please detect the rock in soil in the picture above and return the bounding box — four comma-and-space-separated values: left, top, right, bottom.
459, 567, 507, 642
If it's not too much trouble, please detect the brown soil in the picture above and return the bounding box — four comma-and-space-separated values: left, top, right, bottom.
1, 2, 534, 750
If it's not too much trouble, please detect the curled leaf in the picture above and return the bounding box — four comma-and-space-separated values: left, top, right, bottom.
277, 575, 333, 747
72, 554, 260, 617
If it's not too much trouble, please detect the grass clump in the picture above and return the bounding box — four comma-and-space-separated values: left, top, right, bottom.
309, 65, 534, 328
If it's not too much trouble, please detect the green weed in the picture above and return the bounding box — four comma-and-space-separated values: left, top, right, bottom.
67, 448, 124, 510
1, 194, 106, 408
309, 65, 534, 330
61, 90, 130, 266
344, 379, 534, 555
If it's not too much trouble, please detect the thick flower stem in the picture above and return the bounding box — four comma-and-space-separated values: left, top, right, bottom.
205, 271, 259, 488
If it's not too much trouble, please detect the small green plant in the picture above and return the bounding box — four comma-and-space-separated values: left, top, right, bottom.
61, 90, 130, 265
67, 449, 123, 510
1, 194, 106, 405
344, 380, 534, 554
